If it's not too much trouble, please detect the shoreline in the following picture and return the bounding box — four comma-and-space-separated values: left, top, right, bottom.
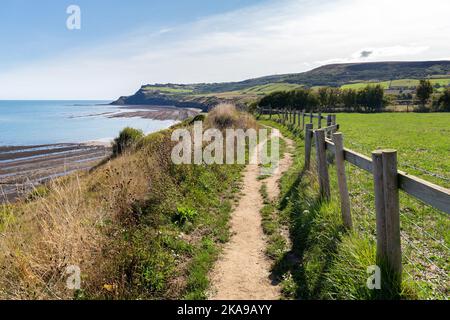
0, 105, 200, 203
0, 143, 111, 203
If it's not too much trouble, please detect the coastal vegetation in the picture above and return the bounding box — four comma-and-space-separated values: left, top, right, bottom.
112, 127, 144, 156
0, 105, 256, 300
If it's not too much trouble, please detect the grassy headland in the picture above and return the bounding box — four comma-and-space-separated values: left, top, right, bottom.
0, 105, 256, 300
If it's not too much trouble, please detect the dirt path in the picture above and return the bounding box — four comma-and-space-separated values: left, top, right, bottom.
209, 128, 294, 300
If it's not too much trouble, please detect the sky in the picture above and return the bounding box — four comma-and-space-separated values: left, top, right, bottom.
0, 0, 449, 100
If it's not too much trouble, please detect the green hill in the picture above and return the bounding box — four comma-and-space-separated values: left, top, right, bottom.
112, 60, 450, 108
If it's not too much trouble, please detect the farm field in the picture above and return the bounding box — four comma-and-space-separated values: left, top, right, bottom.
335, 113, 450, 188
239, 83, 304, 95
341, 78, 450, 90
258, 113, 449, 300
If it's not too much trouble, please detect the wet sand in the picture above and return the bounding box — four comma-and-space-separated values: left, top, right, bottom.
110, 106, 201, 120
0, 143, 111, 203
75, 105, 201, 121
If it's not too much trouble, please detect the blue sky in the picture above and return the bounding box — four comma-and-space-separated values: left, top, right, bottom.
0, 0, 449, 99
0, 0, 265, 70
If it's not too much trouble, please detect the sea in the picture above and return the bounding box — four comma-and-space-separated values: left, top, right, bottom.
0, 100, 177, 146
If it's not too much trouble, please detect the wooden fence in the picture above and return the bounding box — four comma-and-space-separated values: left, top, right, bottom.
257, 107, 450, 291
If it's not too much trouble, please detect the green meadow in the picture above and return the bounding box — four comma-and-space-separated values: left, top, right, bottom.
341, 78, 450, 91
258, 113, 449, 300
336, 113, 450, 188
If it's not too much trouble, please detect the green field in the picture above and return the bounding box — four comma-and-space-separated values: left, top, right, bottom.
341, 78, 450, 91
239, 83, 304, 95
336, 113, 450, 188
142, 85, 194, 94
258, 113, 449, 300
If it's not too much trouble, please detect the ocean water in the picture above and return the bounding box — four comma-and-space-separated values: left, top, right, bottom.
0, 100, 177, 146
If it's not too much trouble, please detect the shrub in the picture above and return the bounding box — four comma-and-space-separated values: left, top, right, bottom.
112, 127, 144, 156
174, 206, 197, 224
206, 104, 239, 129
189, 114, 206, 124
434, 88, 450, 112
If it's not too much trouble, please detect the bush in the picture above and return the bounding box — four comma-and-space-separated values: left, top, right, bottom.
432, 88, 450, 112
189, 114, 206, 124
206, 104, 238, 129
112, 127, 144, 156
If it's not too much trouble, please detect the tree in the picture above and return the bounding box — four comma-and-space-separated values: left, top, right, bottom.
341, 89, 358, 111
416, 80, 433, 108
358, 85, 384, 112
435, 88, 450, 112
290, 88, 314, 111
259, 91, 290, 109
317, 87, 329, 111
327, 88, 340, 111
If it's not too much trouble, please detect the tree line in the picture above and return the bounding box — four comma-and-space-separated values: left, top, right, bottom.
258, 85, 386, 112
257, 81, 450, 113
417, 80, 450, 112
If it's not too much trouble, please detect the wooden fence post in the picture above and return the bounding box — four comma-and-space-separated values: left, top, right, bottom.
293, 109, 296, 125
302, 111, 305, 130
269, 106, 272, 120
372, 150, 387, 263
382, 150, 402, 288
326, 114, 332, 138
318, 112, 322, 128
333, 133, 352, 229
372, 149, 402, 293
314, 129, 331, 200
332, 115, 337, 136
298, 110, 301, 128
310, 112, 313, 124
304, 123, 313, 170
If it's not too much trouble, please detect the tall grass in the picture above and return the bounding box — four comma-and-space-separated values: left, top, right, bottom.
206, 103, 257, 130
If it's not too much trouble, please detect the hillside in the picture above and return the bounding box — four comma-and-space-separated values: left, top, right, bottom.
111, 60, 450, 108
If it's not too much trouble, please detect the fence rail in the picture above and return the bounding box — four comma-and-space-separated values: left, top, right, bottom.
257, 106, 450, 293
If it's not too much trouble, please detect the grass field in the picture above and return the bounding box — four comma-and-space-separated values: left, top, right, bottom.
142, 85, 194, 94
239, 83, 304, 95
336, 113, 450, 188
341, 78, 450, 90
258, 113, 449, 300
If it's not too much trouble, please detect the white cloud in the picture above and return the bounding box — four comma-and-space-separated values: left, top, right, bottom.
0, 0, 449, 99
351, 46, 430, 60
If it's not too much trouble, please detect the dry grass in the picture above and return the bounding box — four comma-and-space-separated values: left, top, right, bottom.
0, 131, 176, 299
206, 103, 257, 130
0, 176, 106, 299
